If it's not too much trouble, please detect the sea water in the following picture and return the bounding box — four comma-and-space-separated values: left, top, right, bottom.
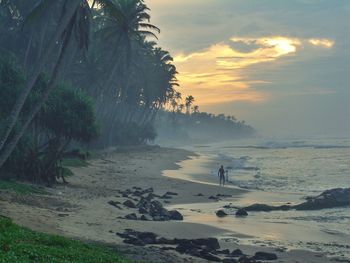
164, 137, 350, 258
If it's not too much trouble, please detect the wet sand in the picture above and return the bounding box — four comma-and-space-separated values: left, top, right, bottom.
0, 146, 343, 262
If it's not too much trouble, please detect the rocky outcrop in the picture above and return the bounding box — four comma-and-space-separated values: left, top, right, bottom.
216, 209, 228, 217
235, 209, 248, 217
117, 230, 279, 262
112, 187, 183, 222
240, 188, 350, 213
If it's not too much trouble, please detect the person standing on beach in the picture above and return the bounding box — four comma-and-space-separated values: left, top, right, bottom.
218, 165, 225, 186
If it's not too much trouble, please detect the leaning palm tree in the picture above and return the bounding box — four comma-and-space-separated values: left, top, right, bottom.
0, 0, 95, 168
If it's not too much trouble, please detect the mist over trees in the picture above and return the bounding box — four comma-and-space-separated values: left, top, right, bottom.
0, 0, 254, 184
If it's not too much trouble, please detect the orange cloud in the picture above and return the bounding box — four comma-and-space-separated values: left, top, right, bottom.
174, 36, 334, 105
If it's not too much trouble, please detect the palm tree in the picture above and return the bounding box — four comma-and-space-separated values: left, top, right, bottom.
97, 0, 160, 101
0, 0, 95, 168
185, 95, 195, 114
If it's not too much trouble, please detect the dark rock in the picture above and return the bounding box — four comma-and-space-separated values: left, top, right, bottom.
195, 193, 204, 196
198, 251, 221, 262
122, 193, 128, 198
166, 191, 178, 196
192, 238, 220, 251
137, 232, 158, 244
138, 207, 148, 214
223, 259, 238, 263
169, 210, 183, 220
209, 195, 220, 201
216, 209, 228, 217
156, 237, 176, 245
152, 215, 169, 221
238, 256, 256, 263
124, 237, 145, 246
253, 251, 278, 260
140, 214, 152, 221
125, 213, 137, 220
244, 204, 278, 212
108, 201, 122, 209
231, 249, 244, 257
236, 209, 248, 217
123, 200, 136, 208
294, 188, 350, 210
217, 249, 230, 254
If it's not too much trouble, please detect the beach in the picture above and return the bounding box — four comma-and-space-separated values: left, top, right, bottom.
0, 145, 347, 263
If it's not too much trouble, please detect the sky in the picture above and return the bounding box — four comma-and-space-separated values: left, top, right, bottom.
146, 0, 350, 137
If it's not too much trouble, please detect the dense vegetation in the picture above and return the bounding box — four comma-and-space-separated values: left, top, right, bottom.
0, 0, 254, 184
0, 216, 132, 263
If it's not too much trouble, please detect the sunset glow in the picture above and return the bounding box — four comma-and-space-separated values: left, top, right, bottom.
174, 37, 334, 105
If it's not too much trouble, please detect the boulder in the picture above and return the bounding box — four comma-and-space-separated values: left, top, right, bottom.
125, 213, 138, 220
235, 209, 248, 217
169, 210, 183, 220
231, 249, 244, 257
140, 214, 152, 221
253, 251, 278, 260
138, 207, 148, 214
216, 209, 228, 217
108, 201, 121, 209
198, 251, 221, 262
123, 200, 136, 208
217, 249, 230, 255
223, 259, 238, 263
294, 188, 350, 210
166, 191, 178, 196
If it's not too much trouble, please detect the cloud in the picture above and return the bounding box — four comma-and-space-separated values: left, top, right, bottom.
174, 36, 333, 105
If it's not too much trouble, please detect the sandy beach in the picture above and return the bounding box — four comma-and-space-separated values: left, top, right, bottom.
0, 146, 344, 263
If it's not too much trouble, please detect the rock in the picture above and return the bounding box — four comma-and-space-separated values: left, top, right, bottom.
138, 207, 148, 214
235, 209, 248, 217
123, 200, 136, 208
238, 256, 256, 263
124, 237, 145, 246
244, 203, 278, 212
198, 251, 221, 262
216, 209, 228, 217
217, 249, 230, 255
125, 213, 137, 220
231, 249, 244, 257
294, 188, 350, 210
108, 201, 122, 209
166, 191, 178, 196
193, 238, 220, 251
169, 210, 183, 220
223, 259, 238, 263
137, 232, 158, 244
195, 193, 204, 196
253, 251, 278, 260
209, 195, 220, 201
140, 214, 152, 221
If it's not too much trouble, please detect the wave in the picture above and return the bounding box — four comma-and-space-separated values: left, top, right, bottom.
225, 141, 350, 150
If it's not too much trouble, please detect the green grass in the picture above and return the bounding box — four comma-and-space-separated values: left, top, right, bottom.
0, 217, 133, 263
0, 180, 47, 195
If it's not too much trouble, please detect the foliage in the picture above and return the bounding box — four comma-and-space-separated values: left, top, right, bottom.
0, 180, 47, 195
0, 216, 132, 263
0, 51, 98, 185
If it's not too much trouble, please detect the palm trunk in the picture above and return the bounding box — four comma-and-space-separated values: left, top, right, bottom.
0, 20, 76, 169
0, 0, 80, 153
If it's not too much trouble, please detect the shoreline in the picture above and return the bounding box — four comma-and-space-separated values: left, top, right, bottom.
0, 146, 345, 262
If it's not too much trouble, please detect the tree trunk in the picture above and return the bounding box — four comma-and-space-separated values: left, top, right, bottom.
0, 0, 80, 154
0, 19, 76, 169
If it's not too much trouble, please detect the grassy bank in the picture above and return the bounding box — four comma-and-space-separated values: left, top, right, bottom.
0, 216, 132, 263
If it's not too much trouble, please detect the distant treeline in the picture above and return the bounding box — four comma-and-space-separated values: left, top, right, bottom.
0, 0, 254, 185
157, 107, 256, 144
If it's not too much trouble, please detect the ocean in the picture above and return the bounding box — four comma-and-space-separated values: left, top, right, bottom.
163, 137, 350, 258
